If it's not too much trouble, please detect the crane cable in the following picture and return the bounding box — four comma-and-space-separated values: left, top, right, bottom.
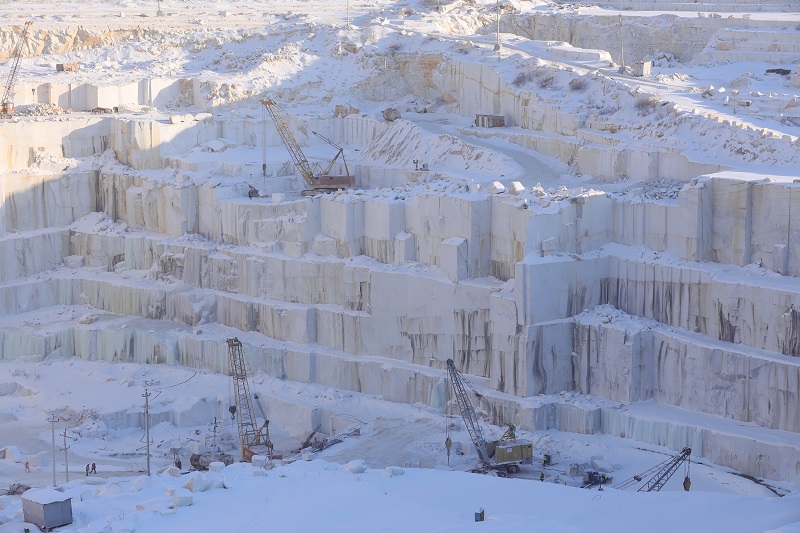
444, 372, 452, 464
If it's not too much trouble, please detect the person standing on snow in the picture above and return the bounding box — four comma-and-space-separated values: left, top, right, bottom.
86, 464, 90, 476
90, 463, 96, 474
25, 461, 30, 473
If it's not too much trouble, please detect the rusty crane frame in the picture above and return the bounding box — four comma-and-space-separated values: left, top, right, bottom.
1, 21, 33, 118
227, 337, 273, 462
261, 98, 355, 191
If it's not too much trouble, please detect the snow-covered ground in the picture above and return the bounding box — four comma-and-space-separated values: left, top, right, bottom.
1, 358, 798, 532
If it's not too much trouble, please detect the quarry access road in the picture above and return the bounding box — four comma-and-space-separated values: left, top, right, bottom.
407, 114, 570, 188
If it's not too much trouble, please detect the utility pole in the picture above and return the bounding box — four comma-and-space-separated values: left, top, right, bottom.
60, 429, 73, 483
494, 1, 502, 51
212, 417, 218, 451
619, 14, 624, 70
48, 414, 58, 487
143, 389, 151, 476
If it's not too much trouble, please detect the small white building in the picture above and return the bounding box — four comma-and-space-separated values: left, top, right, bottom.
475, 114, 506, 128
22, 488, 73, 531
632, 61, 652, 77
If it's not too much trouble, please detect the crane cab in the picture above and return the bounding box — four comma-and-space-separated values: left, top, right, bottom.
492, 441, 534, 466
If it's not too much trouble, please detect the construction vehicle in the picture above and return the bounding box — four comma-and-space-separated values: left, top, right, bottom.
189, 451, 234, 471
227, 337, 274, 462
56, 62, 79, 72
1, 21, 33, 118
445, 359, 533, 476
295, 423, 322, 453
582, 471, 611, 489
614, 447, 692, 492
261, 98, 355, 192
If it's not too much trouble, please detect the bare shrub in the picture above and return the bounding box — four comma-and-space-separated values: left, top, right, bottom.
512, 71, 535, 87
568, 77, 588, 92
634, 95, 660, 114
537, 75, 556, 90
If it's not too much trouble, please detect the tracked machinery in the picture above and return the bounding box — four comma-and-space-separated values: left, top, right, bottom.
445, 359, 533, 476
261, 98, 355, 192
1, 21, 33, 118
226, 337, 274, 462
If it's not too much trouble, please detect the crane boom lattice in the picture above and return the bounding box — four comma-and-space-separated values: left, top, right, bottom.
2, 21, 33, 117
261, 98, 314, 185
227, 337, 272, 462
446, 359, 487, 458
637, 447, 691, 492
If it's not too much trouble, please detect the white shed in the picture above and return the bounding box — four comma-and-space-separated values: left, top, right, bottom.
22, 488, 73, 530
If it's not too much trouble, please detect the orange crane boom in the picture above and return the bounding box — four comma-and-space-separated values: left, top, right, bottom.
261, 98, 355, 190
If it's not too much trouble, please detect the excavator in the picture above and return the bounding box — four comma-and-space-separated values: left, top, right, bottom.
261, 98, 355, 192
445, 359, 533, 476
1, 21, 33, 118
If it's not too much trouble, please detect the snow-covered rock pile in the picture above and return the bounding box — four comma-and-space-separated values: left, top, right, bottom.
645, 51, 681, 69
618, 178, 685, 201
354, 119, 513, 177
14, 103, 67, 116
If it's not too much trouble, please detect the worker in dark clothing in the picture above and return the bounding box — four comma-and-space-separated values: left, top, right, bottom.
85, 464, 90, 476
540, 472, 545, 482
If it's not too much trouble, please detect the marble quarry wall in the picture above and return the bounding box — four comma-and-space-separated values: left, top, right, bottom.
6, 47, 796, 185
2, 49, 800, 479
507, 12, 798, 65
3, 145, 800, 478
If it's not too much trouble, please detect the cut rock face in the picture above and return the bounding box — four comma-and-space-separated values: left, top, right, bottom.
1, 0, 800, 484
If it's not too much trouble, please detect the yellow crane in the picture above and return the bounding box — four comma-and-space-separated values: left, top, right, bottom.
261, 98, 355, 191
445, 359, 533, 476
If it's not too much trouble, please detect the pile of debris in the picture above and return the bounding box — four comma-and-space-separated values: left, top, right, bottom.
1, 483, 30, 496
14, 103, 68, 116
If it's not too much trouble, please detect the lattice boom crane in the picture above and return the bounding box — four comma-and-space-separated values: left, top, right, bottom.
445, 358, 533, 476
227, 337, 273, 462
261, 98, 355, 191
1, 21, 33, 118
